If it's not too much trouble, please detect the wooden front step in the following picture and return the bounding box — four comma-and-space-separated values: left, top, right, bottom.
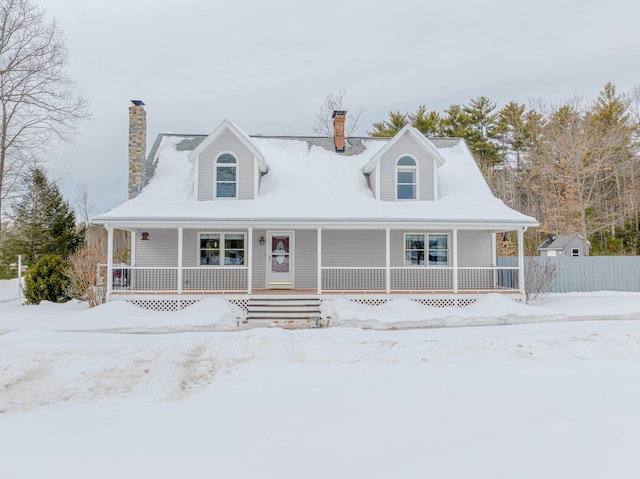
247, 296, 321, 323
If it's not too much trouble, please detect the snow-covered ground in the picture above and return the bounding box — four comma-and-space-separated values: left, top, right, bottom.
1, 279, 640, 478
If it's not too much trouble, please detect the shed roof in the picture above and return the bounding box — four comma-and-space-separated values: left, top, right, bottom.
539, 235, 585, 250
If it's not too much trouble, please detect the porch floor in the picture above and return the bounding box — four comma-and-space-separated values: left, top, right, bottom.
109, 289, 521, 296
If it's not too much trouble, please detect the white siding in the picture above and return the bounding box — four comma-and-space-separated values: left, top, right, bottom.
322, 230, 385, 267
134, 229, 178, 267
390, 230, 405, 267
133, 228, 495, 288
197, 129, 255, 201
457, 230, 493, 267
252, 229, 267, 289
294, 230, 318, 288
379, 133, 436, 201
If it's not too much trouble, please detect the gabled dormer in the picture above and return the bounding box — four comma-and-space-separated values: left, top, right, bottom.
187, 119, 268, 201
363, 125, 445, 201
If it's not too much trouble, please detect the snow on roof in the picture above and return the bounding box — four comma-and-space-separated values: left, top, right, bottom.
363, 124, 446, 173
94, 129, 537, 227
186, 119, 268, 173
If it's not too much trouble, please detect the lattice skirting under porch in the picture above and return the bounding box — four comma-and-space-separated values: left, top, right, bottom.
108, 295, 522, 312
348, 297, 478, 308
123, 298, 249, 312
126, 299, 200, 312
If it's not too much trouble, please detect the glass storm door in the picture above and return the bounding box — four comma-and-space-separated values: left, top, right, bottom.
267, 231, 294, 288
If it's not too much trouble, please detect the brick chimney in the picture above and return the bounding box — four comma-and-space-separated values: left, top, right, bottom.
332, 110, 346, 153
128, 100, 146, 199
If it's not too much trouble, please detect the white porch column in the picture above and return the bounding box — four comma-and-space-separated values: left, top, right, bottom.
247, 227, 253, 294
177, 227, 183, 294
130, 230, 136, 266
518, 227, 526, 299
106, 226, 114, 298
452, 229, 458, 293
317, 228, 322, 294
491, 232, 497, 267
385, 228, 391, 294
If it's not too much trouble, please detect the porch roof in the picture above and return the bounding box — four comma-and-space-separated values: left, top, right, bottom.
97, 218, 535, 232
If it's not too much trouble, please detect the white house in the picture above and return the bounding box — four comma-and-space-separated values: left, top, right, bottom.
92, 102, 538, 318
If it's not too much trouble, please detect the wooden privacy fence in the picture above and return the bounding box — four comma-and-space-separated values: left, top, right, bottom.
498, 256, 640, 293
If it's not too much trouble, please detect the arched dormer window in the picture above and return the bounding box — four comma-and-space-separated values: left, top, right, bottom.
396, 156, 417, 200
215, 153, 237, 198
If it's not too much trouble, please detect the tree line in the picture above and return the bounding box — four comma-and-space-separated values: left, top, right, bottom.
368, 83, 640, 255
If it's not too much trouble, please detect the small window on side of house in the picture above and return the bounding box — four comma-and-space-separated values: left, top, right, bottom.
215, 153, 237, 198
396, 156, 417, 200
572, 248, 579, 257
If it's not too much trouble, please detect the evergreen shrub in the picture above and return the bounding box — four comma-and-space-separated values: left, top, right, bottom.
23, 254, 71, 304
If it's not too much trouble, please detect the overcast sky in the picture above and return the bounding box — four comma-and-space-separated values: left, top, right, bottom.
43, 0, 640, 214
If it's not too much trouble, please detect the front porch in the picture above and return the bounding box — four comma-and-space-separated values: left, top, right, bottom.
106, 265, 522, 295
101, 224, 528, 309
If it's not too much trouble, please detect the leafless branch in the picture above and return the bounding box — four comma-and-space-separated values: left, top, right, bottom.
0, 0, 89, 241
313, 89, 365, 137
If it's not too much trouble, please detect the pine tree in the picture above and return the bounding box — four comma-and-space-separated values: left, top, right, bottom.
589, 82, 637, 251
369, 110, 409, 137
440, 104, 471, 138
497, 101, 528, 169
409, 105, 441, 136
0, 168, 84, 276
462, 96, 504, 170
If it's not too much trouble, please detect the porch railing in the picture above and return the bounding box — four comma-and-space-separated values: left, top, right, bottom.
102, 265, 519, 294
322, 266, 519, 292
107, 265, 248, 293
390, 267, 454, 291
322, 267, 386, 291
182, 267, 248, 292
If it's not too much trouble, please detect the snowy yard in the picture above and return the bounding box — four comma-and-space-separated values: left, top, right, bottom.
1, 280, 640, 478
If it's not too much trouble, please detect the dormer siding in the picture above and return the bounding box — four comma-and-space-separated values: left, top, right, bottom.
197, 129, 255, 200
378, 133, 435, 201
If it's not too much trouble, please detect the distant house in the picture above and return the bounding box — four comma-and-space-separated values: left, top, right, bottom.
539, 235, 590, 257
92, 102, 538, 315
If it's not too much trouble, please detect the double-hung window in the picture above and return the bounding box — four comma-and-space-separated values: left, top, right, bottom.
396, 156, 417, 200
404, 233, 448, 266
215, 153, 237, 198
199, 233, 245, 266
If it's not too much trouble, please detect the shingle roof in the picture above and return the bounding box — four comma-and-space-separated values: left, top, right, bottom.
539, 235, 582, 250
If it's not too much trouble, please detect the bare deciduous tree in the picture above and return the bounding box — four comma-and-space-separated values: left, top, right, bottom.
526, 98, 629, 254
73, 183, 95, 226
0, 0, 89, 240
524, 257, 557, 302
313, 90, 365, 137
67, 238, 106, 307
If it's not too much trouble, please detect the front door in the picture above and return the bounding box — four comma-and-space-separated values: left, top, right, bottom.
267, 231, 294, 288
